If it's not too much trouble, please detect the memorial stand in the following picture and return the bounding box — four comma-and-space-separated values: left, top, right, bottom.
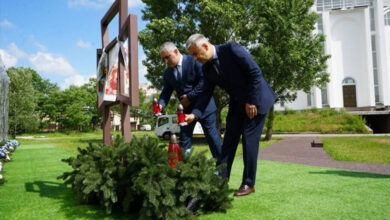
97, 0, 139, 145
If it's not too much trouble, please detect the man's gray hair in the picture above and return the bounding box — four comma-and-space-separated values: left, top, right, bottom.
186, 34, 209, 50
159, 42, 177, 53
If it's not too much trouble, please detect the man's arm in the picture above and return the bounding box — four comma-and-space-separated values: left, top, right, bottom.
187, 67, 215, 122
158, 73, 174, 110
231, 42, 263, 118
185, 61, 204, 102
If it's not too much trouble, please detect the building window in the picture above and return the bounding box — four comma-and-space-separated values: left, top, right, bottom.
307, 93, 312, 106
385, 11, 390, 26
317, 13, 324, 35
370, 7, 376, 31
316, 0, 370, 12
342, 77, 356, 85
321, 87, 328, 106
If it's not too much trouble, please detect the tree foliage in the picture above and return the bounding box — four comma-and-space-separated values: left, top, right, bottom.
7, 67, 39, 138
31, 70, 60, 129
37, 77, 98, 131
139, 0, 329, 138
139, 0, 245, 132
239, 0, 329, 139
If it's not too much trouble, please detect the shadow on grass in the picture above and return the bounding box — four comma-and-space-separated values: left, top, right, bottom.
25, 181, 137, 219
77, 138, 102, 144
309, 170, 390, 179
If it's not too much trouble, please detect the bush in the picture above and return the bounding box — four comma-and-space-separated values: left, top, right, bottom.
284, 107, 296, 115
58, 135, 232, 219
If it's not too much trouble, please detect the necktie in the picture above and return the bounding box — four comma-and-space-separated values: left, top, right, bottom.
175, 65, 182, 82
211, 59, 220, 75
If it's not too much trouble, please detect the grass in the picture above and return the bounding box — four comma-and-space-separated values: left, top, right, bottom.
200, 160, 390, 220
321, 136, 390, 164
16, 131, 153, 155
1, 132, 390, 219
271, 108, 369, 133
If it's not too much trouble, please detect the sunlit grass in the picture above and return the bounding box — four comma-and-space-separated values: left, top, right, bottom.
1, 139, 389, 219
321, 136, 390, 164
271, 108, 369, 133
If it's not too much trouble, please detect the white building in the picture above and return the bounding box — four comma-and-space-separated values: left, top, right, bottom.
275, 0, 390, 111
139, 83, 158, 101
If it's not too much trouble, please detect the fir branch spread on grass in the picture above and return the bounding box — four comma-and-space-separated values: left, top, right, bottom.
58, 135, 232, 219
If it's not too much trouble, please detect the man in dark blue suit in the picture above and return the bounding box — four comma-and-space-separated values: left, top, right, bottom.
158, 42, 222, 159
185, 34, 277, 196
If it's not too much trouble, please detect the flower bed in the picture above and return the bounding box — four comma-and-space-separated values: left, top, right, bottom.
0, 140, 20, 182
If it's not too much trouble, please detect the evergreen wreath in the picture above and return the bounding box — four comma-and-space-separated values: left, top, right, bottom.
58, 135, 232, 219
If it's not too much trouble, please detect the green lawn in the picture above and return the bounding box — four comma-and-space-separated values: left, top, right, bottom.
321, 136, 390, 164
1, 132, 389, 219
271, 108, 369, 133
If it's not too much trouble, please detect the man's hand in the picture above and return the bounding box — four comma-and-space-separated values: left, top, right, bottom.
185, 114, 195, 123
245, 103, 257, 119
180, 94, 191, 108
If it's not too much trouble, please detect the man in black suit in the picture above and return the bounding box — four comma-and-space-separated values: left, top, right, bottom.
158, 42, 222, 159
185, 34, 277, 196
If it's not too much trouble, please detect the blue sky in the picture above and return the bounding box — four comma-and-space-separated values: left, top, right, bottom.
0, 0, 149, 89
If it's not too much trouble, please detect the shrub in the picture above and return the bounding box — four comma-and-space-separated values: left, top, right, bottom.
284, 107, 296, 115
58, 135, 232, 219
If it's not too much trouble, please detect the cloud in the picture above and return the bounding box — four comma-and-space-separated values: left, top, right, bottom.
67, 0, 113, 8
29, 52, 78, 76
60, 74, 95, 90
139, 53, 147, 77
28, 35, 47, 51
8, 43, 28, 59
76, 40, 92, 49
128, 0, 144, 8
0, 19, 15, 28
67, 0, 143, 9
0, 49, 18, 68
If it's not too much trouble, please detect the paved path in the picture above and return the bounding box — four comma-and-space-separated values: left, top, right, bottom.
258, 137, 390, 175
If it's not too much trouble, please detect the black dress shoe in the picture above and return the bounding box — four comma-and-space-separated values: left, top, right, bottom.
234, 185, 255, 196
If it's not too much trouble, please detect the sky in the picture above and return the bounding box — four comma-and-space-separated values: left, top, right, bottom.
0, 0, 149, 90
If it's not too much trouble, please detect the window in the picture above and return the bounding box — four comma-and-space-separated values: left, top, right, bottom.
385, 11, 390, 26
342, 77, 356, 85
317, 13, 324, 35
370, 7, 375, 31
158, 117, 169, 127
321, 87, 328, 106
307, 93, 312, 106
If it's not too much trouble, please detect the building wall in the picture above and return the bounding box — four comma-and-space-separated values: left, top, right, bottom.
386, 25, 390, 105
279, 5, 389, 110
330, 8, 373, 107
275, 90, 311, 110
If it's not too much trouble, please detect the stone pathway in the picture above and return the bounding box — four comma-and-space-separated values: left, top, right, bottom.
258, 137, 390, 175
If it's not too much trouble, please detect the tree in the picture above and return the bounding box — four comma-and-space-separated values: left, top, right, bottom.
7, 67, 39, 138
130, 88, 146, 128
240, 0, 329, 140
55, 78, 97, 131
31, 70, 60, 129
139, 0, 245, 133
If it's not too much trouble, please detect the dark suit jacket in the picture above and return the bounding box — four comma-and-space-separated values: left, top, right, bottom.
192, 42, 276, 118
158, 54, 217, 118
